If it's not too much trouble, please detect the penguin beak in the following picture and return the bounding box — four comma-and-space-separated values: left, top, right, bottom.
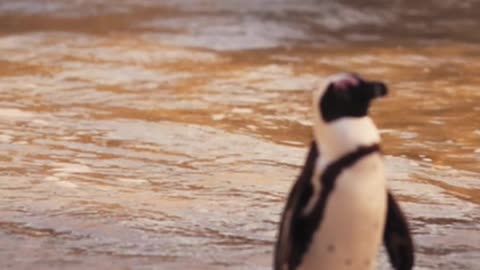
367, 82, 388, 99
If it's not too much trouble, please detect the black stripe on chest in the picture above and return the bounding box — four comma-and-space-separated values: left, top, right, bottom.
289, 143, 381, 269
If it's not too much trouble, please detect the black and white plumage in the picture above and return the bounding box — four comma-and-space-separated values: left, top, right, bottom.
274, 73, 414, 270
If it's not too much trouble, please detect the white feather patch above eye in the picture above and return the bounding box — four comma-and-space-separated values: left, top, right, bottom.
313, 73, 360, 108
325, 73, 360, 87
333, 76, 360, 90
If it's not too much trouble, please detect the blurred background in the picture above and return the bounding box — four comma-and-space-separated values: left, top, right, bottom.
0, 0, 479, 269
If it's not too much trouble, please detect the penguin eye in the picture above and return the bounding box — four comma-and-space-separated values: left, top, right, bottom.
333, 86, 352, 102
320, 80, 370, 122
319, 74, 387, 122
326, 83, 353, 103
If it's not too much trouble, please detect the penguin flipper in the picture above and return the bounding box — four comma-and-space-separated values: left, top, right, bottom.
274, 176, 303, 270
384, 192, 415, 270
274, 142, 318, 270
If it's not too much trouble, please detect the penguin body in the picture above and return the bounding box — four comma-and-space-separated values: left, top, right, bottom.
299, 149, 386, 270
274, 73, 414, 270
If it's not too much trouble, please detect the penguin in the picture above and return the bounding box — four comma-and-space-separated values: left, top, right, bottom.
274, 73, 414, 270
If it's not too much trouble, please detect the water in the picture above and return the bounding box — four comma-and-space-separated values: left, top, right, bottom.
0, 1, 479, 269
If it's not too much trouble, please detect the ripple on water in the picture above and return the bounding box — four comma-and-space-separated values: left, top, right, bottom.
0, 1, 480, 270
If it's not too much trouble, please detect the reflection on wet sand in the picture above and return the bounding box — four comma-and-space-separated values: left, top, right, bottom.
0, 1, 479, 270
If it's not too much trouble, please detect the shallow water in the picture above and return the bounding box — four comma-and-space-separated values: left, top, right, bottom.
0, 1, 479, 269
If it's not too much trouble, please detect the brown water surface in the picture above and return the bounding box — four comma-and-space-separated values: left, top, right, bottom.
0, 1, 479, 269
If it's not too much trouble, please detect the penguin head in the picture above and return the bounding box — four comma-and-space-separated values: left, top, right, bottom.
312, 73, 387, 157
313, 73, 387, 123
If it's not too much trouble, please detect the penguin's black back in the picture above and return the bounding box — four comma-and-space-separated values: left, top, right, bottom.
274, 141, 318, 270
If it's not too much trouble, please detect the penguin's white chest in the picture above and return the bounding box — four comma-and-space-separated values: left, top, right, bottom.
300, 154, 387, 270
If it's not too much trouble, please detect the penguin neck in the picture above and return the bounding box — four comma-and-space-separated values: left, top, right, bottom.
313, 116, 381, 162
